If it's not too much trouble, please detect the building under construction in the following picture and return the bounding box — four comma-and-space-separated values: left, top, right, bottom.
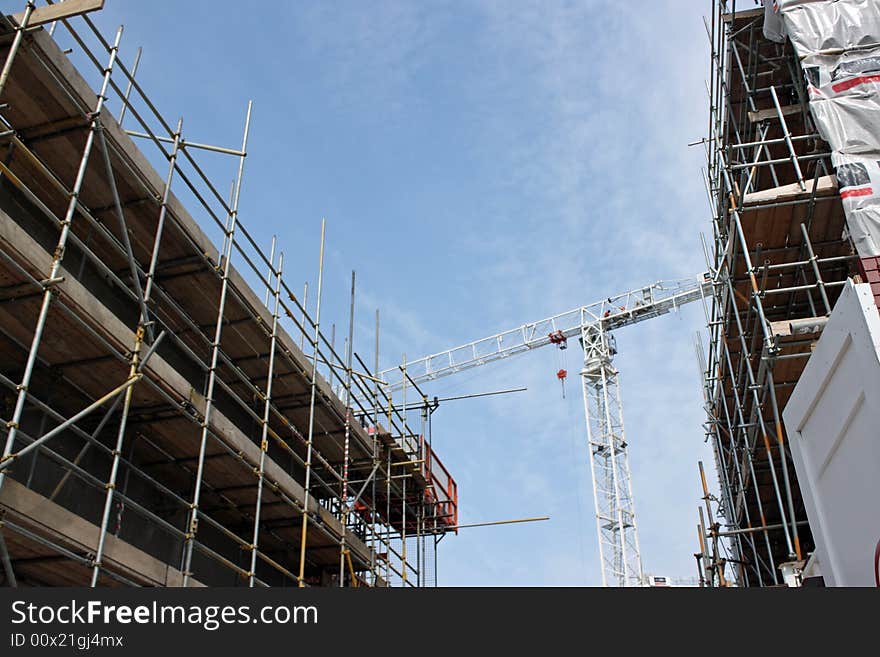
0, 2, 457, 587
696, 1, 880, 587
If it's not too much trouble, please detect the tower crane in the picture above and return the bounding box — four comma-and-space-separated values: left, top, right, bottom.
379, 273, 712, 587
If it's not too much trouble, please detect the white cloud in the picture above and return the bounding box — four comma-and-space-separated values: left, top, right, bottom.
288, 1, 449, 119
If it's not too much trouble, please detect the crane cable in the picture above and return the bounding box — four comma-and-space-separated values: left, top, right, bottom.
555, 339, 568, 399
562, 373, 589, 584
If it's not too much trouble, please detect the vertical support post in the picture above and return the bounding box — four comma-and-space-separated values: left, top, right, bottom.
800, 222, 832, 315
731, 210, 774, 353
417, 399, 428, 588
90, 323, 144, 587
0, 25, 124, 493
338, 271, 355, 586
385, 448, 391, 585
0, 1, 35, 99
47, 11, 59, 37
0, 522, 16, 587
698, 507, 712, 586
401, 354, 407, 453
770, 85, 806, 191
263, 235, 276, 307
24, 408, 49, 490
117, 46, 142, 128
370, 308, 380, 587
300, 282, 308, 351
764, 369, 802, 562
181, 100, 253, 587
695, 527, 706, 588
249, 251, 283, 587
433, 534, 439, 587
401, 353, 408, 586
416, 503, 422, 588
144, 118, 183, 303
297, 218, 326, 587
402, 467, 407, 586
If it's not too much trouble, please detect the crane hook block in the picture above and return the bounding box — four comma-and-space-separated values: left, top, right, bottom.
548, 330, 567, 349
556, 369, 567, 380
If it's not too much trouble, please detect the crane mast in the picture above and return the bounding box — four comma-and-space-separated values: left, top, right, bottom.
379, 274, 711, 586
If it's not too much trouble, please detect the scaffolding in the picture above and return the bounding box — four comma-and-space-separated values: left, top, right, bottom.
0, 2, 457, 588
695, 2, 861, 587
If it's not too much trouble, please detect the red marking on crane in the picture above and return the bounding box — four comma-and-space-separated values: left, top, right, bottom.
548, 331, 568, 349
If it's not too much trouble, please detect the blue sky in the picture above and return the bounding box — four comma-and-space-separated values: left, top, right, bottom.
72, 0, 716, 585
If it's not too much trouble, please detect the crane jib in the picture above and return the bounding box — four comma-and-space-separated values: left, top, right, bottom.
381, 274, 711, 391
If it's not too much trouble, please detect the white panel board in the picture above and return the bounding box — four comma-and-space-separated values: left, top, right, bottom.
783, 280, 880, 587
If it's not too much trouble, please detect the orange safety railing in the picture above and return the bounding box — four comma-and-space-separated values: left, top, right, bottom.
421, 436, 458, 532
352, 428, 458, 533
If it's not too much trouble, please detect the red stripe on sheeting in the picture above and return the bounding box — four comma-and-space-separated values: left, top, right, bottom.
832, 74, 880, 93
841, 187, 874, 199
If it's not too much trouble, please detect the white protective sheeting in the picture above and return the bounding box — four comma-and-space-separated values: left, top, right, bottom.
763, 0, 880, 256
779, 0, 880, 53
763, 1, 786, 42
782, 280, 880, 587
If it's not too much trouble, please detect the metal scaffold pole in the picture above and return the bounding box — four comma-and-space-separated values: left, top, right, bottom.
181, 100, 253, 587
371, 309, 380, 586
297, 218, 326, 587
90, 73, 168, 583
0, 1, 35, 98
338, 271, 356, 586
144, 117, 183, 303
0, 25, 125, 492
249, 250, 283, 587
